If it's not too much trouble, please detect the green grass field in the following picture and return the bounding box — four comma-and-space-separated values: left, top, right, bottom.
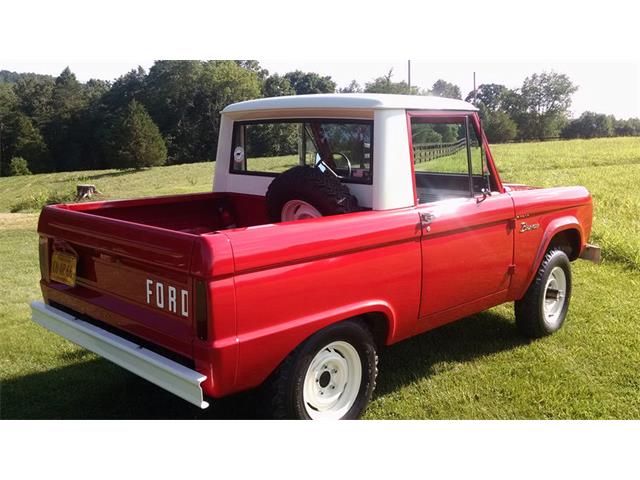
1, 136, 639, 419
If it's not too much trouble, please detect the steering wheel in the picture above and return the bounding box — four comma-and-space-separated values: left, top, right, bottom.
332, 152, 352, 177
314, 152, 352, 178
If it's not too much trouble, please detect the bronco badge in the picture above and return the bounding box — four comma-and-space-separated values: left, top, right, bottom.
520, 221, 540, 233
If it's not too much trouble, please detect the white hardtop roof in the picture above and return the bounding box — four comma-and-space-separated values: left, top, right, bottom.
222, 93, 478, 114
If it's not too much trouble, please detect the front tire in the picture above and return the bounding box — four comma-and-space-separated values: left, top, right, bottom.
268, 320, 378, 420
515, 249, 572, 338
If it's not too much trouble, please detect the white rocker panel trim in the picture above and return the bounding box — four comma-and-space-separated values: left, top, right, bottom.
31, 301, 209, 409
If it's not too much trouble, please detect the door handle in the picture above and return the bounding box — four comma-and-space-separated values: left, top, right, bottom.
420, 212, 435, 224
420, 212, 435, 232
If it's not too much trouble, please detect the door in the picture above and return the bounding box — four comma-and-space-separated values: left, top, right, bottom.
409, 113, 515, 319
418, 195, 514, 317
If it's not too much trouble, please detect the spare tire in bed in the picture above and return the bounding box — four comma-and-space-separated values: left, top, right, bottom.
266, 166, 359, 223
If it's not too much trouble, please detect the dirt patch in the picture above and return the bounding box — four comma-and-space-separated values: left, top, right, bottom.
0, 213, 39, 230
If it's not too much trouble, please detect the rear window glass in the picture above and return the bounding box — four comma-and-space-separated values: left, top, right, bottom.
230, 120, 373, 184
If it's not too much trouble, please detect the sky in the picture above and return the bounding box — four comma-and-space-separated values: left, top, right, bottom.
2, 61, 638, 119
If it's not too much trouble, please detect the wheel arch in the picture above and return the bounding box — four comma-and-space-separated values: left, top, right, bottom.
233, 301, 398, 394
358, 311, 392, 349
519, 216, 583, 299
547, 227, 582, 261
291, 303, 397, 354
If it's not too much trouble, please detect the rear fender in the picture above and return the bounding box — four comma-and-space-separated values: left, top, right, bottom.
233, 301, 397, 393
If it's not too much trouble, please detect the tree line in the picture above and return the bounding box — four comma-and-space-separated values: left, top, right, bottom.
350, 69, 640, 143
464, 75, 640, 142
0, 61, 638, 176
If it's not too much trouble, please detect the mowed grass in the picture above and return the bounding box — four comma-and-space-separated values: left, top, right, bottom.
491, 138, 640, 271
0, 136, 639, 419
0, 163, 216, 212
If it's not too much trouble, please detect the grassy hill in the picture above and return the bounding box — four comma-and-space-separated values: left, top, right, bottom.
1, 136, 639, 419
0, 162, 215, 213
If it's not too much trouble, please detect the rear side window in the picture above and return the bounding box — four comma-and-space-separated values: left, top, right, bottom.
230, 120, 373, 184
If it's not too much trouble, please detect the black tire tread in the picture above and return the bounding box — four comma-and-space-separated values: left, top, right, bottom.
266, 166, 359, 223
515, 249, 572, 338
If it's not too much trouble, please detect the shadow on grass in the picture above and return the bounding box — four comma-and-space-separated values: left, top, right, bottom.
0, 358, 261, 420
84, 170, 139, 181
1, 310, 527, 420
374, 310, 528, 398
52, 170, 132, 184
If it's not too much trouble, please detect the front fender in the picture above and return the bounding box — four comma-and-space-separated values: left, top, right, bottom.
518, 216, 583, 298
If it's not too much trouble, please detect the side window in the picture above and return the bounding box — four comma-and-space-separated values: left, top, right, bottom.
468, 122, 484, 176
231, 123, 300, 174
411, 120, 468, 174
411, 116, 490, 204
469, 121, 496, 191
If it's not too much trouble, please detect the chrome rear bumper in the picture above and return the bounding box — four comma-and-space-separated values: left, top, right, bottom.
580, 243, 602, 264
31, 301, 209, 409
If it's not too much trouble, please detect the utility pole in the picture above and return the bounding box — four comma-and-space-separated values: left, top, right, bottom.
0, 122, 3, 177
473, 71, 477, 104
408, 60, 411, 94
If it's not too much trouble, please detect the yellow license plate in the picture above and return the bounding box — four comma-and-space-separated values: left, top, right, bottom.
50, 251, 77, 287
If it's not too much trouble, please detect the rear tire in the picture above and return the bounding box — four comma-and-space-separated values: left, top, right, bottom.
266, 166, 359, 223
515, 249, 572, 338
267, 320, 378, 420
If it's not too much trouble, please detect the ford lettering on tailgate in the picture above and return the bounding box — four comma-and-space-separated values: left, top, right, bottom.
146, 279, 189, 317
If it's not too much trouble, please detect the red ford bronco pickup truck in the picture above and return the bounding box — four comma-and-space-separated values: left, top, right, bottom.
32, 94, 600, 419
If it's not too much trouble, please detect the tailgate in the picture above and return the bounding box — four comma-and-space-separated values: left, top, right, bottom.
38, 205, 197, 357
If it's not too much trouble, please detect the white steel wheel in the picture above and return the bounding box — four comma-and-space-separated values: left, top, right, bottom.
543, 266, 567, 327
302, 341, 362, 420
281, 200, 323, 222
267, 320, 377, 420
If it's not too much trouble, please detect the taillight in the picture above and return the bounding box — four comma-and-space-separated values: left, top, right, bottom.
195, 280, 209, 341
39, 236, 50, 282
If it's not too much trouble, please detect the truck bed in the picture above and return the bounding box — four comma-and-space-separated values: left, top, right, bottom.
37, 191, 266, 360
61, 191, 269, 234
